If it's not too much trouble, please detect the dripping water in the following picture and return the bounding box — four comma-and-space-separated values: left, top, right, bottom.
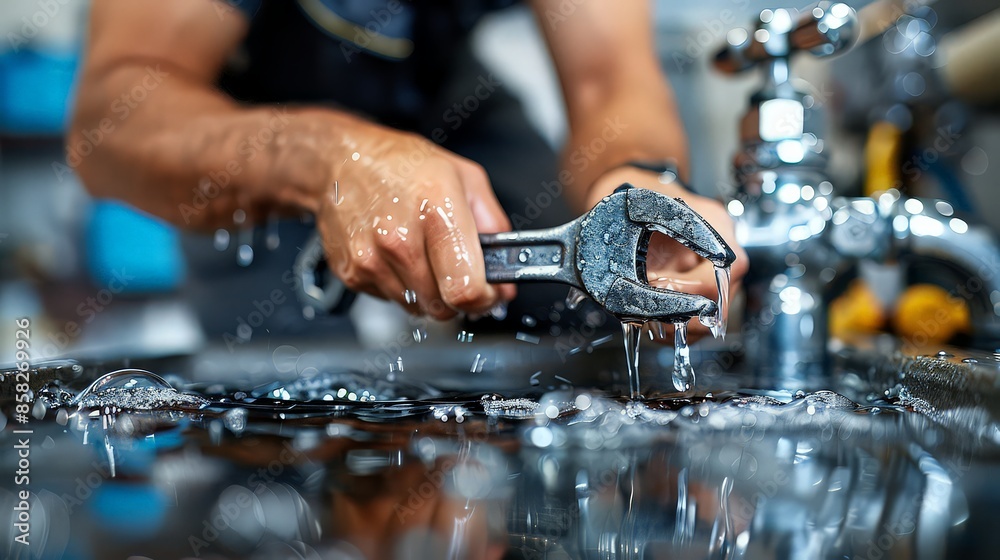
674, 467, 692, 546
653, 321, 667, 340
104, 434, 117, 478
621, 321, 643, 400
233, 209, 254, 267
708, 476, 735, 559
712, 265, 731, 339
673, 321, 694, 392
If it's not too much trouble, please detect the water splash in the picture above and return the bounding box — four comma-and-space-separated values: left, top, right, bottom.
621, 321, 644, 400
224, 408, 248, 435
73, 369, 208, 410
481, 394, 539, 418
673, 321, 694, 392
713, 266, 731, 339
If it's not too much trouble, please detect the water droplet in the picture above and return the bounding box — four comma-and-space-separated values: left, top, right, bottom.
518, 248, 532, 263
516, 332, 540, 344
672, 321, 694, 392
489, 302, 508, 320
591, 334, 613, 347
713, 265, 731, 339
522, 315, 537, 327
403, 289, 418, 304
104, 435, 117, 477
412, 328, 427, 343
213, 229, 230, 251
264, 214, 280, 250
237, 244, 254, 267
458, 331, 474, 343
470, 353, 485, 373
565, 287, 588, 310
653, 321, 668, 340
223, 408, 248, 434
529, 371, 542, 386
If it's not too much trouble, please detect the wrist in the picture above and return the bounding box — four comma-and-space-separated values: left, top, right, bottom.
263, 108, 364, 214
583, 160, 688, 209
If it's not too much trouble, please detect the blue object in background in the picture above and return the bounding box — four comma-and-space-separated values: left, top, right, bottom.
90, 483, 169, 539
85, 201, 185, 293
0, 49, 78, 135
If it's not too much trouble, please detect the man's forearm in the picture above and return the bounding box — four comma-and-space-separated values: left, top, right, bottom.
69, 62, 350, 229
560, 85, 690, 213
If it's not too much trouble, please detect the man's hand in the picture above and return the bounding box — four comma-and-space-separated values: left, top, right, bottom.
314, 117, 516, 320
529, 0, 748, 338
586, 167, 749, 339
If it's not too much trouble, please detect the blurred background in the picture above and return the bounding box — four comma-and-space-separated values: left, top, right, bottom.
5, 3, 1000, 558
2, 0, 1000, 366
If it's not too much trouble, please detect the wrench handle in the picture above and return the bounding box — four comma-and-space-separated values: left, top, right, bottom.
479, 222, 581, 286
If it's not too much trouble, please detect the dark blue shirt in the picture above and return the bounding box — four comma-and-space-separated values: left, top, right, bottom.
220, 0, 516, 130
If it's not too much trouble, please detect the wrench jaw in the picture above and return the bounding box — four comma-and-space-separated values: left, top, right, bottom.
575, 185, 736, 323
603, 277, 719, 323
624, 187, 738, 268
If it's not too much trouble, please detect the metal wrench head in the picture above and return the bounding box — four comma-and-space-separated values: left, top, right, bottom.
575, 184, 738, 322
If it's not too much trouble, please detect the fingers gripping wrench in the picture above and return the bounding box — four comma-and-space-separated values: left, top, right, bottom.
295, 184, 737, 322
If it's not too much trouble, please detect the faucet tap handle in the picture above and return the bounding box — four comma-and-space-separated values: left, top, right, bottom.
714, 2, 859, 74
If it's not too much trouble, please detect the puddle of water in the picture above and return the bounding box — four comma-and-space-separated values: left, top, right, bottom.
2, 350, 997, 559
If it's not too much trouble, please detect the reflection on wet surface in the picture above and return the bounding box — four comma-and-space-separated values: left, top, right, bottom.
1, 346, 999, 559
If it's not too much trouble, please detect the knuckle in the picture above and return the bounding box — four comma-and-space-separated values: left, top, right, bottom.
338, 268, 366, 291
373, 230, 412, 262
351, 252, 382, 278
442, 281, 490, 310
464, 160, 488, 182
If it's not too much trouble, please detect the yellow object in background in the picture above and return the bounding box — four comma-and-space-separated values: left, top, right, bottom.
864, 121, 903, 197
893, 284, 970, 344
829, 280, 886, 338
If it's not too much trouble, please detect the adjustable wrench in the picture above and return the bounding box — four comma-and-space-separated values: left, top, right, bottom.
295, 184, 737, 322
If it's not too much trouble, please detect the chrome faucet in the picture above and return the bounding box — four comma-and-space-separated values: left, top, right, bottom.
715, 3, 1000, 386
